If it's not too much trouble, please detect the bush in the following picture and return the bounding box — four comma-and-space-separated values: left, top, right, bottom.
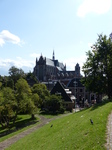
59, 105, 65, 114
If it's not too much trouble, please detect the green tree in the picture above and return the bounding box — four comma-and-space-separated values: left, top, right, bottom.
31, 83, 50, 107
0, 87, 17, 128
0, 82, 2, 89
16, 78, 31, 96
31, 93, 40, 107
9, 66, 25, 85
15, 78, 36, 119
26, 72, 38, 83
82, 34, 112, 99
2, 76, 8, 87
7, 78, 14, 89
44, 95, 65, 113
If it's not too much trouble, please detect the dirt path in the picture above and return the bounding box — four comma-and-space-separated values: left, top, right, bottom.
106, 112, 112, 150
0, 113, 71, 150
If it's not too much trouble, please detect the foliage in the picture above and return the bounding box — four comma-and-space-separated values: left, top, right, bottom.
7, 78, 14, 89
31, 93, 40, 107
15, 78, 36, 115
9, 66, 25, 85
0, 87, 17, 128
16, 78, 31, 96
82, 34, 112, 98
44, 95, 64, 113
1, 76, 8, 87
0, 78, 39, 129
25, 72, 38, 84
31, 83, 50, 107
0, 82, 2, 89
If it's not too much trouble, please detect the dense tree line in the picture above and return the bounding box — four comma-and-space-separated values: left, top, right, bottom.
0, 66, 64, 128
82, 34, 112, 100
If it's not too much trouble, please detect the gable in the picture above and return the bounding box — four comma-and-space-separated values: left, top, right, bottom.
51, 81, 73, 102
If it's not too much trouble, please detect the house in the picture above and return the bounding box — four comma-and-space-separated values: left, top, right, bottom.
51, 81, 75, 111
67, 77, 97, 106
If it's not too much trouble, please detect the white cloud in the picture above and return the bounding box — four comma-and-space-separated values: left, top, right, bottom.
0, 57, 35, 75
0, 38, 5, 46
0, 30, 21, 46
77, 0, 111, 17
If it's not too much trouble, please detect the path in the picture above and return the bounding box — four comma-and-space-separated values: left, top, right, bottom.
0, 113, 72, 150
106, 112, 112, 150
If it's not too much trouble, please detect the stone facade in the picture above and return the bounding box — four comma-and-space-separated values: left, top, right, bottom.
33, 52, 81, 81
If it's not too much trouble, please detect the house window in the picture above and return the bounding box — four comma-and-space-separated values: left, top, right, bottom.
80, 89, 83, 92
73, 81, 78, 87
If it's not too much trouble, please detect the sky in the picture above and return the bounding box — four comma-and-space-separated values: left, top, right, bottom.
0, 0, 112, 76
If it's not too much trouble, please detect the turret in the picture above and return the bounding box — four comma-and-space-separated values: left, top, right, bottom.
75, 63, 80, 76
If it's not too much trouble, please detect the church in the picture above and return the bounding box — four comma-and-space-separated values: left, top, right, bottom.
33, 51, 82, 82
33, 52, 98, 105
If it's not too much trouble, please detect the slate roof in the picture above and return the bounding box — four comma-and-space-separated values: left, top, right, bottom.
45, 58, 65, 70
67, 78, 84, 87
56, 66, 63, 71
46, 58, 54, 66
58, 62, 65, 69
51, 81, 73, 102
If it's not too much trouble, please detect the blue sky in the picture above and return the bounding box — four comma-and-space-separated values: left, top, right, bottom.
0, 0, 112, 76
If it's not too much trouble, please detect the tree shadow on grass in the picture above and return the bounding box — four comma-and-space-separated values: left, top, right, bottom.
90, 99, 112, 111
39, 111, 59, 116
0, 117, 39, 138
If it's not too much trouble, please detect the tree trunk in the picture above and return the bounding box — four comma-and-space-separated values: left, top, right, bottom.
0, 120, 4, 128
31, 114, 35, 120
13, 113, 17, 125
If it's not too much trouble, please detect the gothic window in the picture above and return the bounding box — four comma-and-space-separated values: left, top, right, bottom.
80, 89, 83, 92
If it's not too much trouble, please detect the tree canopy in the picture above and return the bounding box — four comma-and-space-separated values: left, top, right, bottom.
82, 34, 112, 99
31, 83, 50, 107
9, 66, 25, 85
0, 87, 17, 127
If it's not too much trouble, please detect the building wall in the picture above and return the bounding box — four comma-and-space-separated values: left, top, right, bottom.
34, 56, 81, 82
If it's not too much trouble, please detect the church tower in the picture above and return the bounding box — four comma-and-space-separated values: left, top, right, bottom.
75, 63, 80, 76
52, 50, 55, 60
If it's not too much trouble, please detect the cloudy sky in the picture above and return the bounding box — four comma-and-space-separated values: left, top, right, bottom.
0, 0, 112, 76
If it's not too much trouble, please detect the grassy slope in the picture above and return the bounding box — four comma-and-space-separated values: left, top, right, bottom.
0, 115, 39, 142
7, 102, 112, 150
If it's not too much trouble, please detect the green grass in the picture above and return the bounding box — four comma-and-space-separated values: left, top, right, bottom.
0, 114, 39, 142
6, 101, 112, 150
39, 110, 71, 119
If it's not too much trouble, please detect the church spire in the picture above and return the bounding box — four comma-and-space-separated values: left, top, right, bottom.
52, 50, 55, 60
64, 63, 66, 71
36, 57, 38, 65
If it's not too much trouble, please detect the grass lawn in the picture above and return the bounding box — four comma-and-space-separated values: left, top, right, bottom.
0, 114, 39, 142
39, 110, 71, 119
6, 101, 112, 150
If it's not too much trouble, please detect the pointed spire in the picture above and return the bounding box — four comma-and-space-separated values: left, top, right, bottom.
36, 57, 38, 65
52, 50, 55, 60
64, 63, 66, 70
